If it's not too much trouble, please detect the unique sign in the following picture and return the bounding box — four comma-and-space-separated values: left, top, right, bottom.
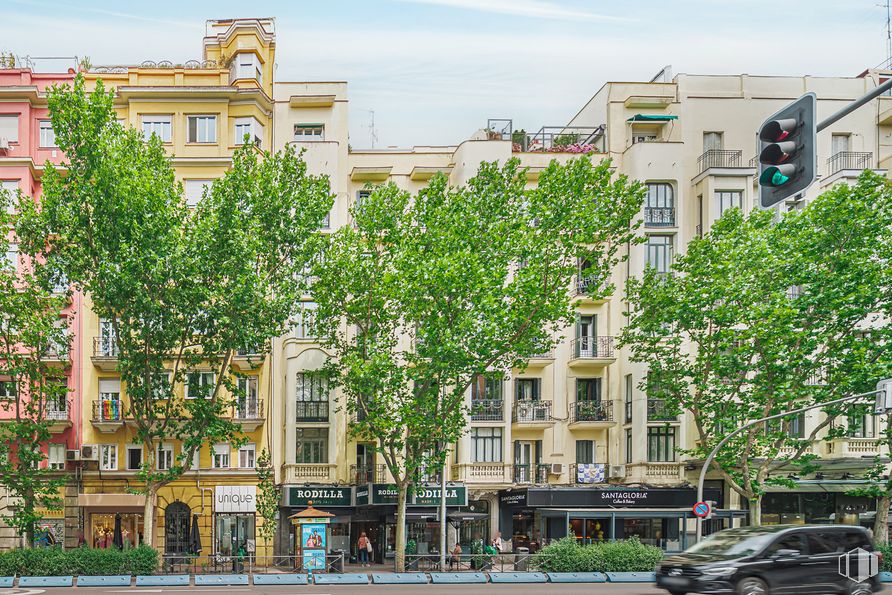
285, 486, 352, 507
692, 501, 711, 518
215, 485, 256, 513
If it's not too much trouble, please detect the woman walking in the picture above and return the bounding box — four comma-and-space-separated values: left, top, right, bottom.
357, 532, 372, 567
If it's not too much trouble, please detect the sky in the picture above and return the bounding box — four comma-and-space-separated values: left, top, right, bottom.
0, 0, 887, 148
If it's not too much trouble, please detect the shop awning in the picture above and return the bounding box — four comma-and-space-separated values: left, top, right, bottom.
626, 114, 678, 122
447, 512, 489, 523
764, 480, 870, 493
78, 493, 145, 508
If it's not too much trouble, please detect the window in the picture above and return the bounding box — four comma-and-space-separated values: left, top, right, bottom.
716, 191, 743, 217
471, 374, 503, 401
848, 411, 876, 438
187, 115, 217, 144
48, 443, 65, 470
354, 190, 371, 219
152, 372, 171, 399
184, 179, 212, 208
294, 302, 318, 339
294, 124, 324, 141
141, 115, 172, 143
831, 133, 850, 156
471, 427, 502, 462
157, 443, 173, 470
296, 373, 329, 410
185, 372, 215, 399
232, 52, 262, 82
575, 440, 594, 464
703, 131, 723, 152
233, 117, 263, 146
100, 444, 118, 471
126, 446, 143, 470
625, 428, 633, 464
515, 378, 540, 401
99, 378, 121, 403
647, 426, 676, 462
5, 242, 18, 269
576, 378, 602, 402
631, 128, 657, 144
1, 180, 18, 215
39, 120, 56, 147
624, 374, 633, 423
0, 380, 15, 400
212, 443, 231, 469
295, 428, 328, 463
644, 183, 674, 226
0, 115, 19, 143
238, 443, 256, 469
645, 235, 673, 275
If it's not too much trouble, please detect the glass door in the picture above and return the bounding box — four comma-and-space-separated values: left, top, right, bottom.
576, 315, 596, 357
514, 441, 533, 483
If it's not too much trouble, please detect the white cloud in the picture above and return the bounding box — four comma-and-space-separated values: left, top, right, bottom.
392, 0, 627, 22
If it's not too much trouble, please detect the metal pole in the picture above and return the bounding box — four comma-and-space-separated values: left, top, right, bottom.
816, 77, 892, 132
694, 388, 881, 543
439, 446, 448, 571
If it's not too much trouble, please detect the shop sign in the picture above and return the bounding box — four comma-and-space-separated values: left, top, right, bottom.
503, 487, 721, 509
499, 490, 527, 507
355, 484, 468, 506
355, 485, 370, 506
285, 486, 352, 507
215, 485, 256, 513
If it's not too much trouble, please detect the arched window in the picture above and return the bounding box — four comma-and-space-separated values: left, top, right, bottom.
164, 501, 191, 555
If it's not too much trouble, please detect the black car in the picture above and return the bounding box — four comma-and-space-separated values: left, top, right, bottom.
656, 524, 882, 595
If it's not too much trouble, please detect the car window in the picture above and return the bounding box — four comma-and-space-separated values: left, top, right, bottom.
844, 531, 871, 551
765, 533, 806, 555
808, 532, 843, 554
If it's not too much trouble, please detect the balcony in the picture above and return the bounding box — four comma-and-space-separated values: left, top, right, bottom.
644, 207, 676, 228
471, 399, 504, 422
826, 151, 872, 177
282, 463, 335, 484
232, 347, 264, 371
91, 337, 119, 371
826, 438, 888, 458
233, 399, 264, 432
46, 399, 71, 433
91, 399, 125, 433
571, 463, 607, 484
512, 463, 549, 484
526, 350, 555, 367
697, 149, 743, 173
451, 462, 509, 484
351, 464, 386, 484
574, 275, 607, 303
647, 399, 678, 422
643, 462, 684, 482
43, 343, 69, 367
570, 400, 614, 425
296, 401, 329, 423
568, 337, 616, 366
512, 400, 553, 425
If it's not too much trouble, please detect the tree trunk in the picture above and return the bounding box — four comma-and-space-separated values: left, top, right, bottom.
749, 494, 763, 527
143, 484, 157, 549
395, 482, 408, 572
875, 494, 891, 544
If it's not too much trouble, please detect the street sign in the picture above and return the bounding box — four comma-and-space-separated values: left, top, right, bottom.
693, 501, 711, 518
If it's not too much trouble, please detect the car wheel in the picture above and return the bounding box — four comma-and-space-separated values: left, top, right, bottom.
847, 582, 872, 595
736, 577, 769, 595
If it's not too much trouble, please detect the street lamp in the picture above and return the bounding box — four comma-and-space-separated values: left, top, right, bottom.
694, 380, 892, 543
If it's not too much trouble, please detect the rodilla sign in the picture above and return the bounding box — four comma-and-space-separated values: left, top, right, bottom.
215, 485, 256, 513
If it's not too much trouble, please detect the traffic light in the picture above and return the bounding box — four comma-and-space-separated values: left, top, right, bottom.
757, 93, 817, 208
875, 379, 892, 415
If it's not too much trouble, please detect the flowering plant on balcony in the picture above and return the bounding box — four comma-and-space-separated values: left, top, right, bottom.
515, 142, 598, 154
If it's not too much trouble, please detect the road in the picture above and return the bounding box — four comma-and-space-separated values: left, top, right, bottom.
0, 585, 664, 595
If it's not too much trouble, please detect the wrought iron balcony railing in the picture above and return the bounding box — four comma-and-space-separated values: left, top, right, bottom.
93, 337, 119, 358
512, 463, 549, 484
512, 400, 553, 423
644, 206, 676, 227
350, 464, 386, 484
826, 151, 872, 176
471, 399, 504, 422
697, 149, 742, 173
235, 399, 264, 420
570, 336, 615, 360
93, 399, 124, 422
647, 398, 678, 421
296, 400, 329, 422
571, 400, 613, 423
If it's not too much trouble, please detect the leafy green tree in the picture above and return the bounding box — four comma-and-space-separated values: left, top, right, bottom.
16, 75, 333, 546
254, 449, 280, 556
311, 157, 643, 570
621, 172, 892, 525
0, 188, 69, 546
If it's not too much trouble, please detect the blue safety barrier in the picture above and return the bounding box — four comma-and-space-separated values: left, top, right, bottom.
19, 576, 74, 587
195, 574, 249, 585
605, 571, 657, 582
77, 575, 131, 587
135, 575, 190, 586
880, 571, 892, 583
371, 572, 429, 584
313, 573, 370, 585
0, 577, 12, 588
253, 573, 309, 585
429, 572, 488, 584
547, 572, 608, 583
489, 572, 548, 583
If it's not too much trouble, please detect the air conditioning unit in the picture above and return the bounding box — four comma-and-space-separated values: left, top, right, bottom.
0, 137, 9, 150
66, 449, 80, 462
609, 465, 627, 479
81, 444, 99, 461
550, 463, 563, 475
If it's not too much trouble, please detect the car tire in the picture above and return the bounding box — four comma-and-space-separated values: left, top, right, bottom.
847, 582, 872, 595
736, 577, 769, 595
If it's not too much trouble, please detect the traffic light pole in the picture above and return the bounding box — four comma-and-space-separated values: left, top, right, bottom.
694, 388, 882, 543
816, 76, 892, 132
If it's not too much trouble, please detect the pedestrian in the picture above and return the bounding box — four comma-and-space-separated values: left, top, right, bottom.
491, 531, 503, 553
450, 542, 463, 570
357, 532, 372, 567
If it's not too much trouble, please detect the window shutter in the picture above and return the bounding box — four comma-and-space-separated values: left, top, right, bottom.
534, 440, 542, 464
0, 116, 19, 142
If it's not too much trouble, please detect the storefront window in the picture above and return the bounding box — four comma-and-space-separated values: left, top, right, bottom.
90, 513, 142, 548
511, 512, 534, 549
215, 514, 255, 557
622, 517, 680, 550
569, 518, 607, 545
458, 500, 489, 547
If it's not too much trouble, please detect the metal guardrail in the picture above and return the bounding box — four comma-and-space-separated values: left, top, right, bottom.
93, 337, 119, 358
571, 400, 613, 423
93, 399, 124, 422
46, 399, 70, 421
512, 400, 553, 423
826, 151, 872, 176
570, 336, 615, 360
350, 464, 386, 484
644, 206, 675, 227
159, 553, 344, 575
235, 399, 264, 420
647, 398, 677, 421
471, 399, 504, 421
512, 463, 549, 484
697, 149, 742, 172
296, 400, 329, 422
575, 274, 601, 296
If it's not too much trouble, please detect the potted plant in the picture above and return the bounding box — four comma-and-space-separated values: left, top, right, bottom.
405, 539, 419, 571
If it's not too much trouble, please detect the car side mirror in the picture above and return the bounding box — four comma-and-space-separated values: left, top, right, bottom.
771, 548, 801, 559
